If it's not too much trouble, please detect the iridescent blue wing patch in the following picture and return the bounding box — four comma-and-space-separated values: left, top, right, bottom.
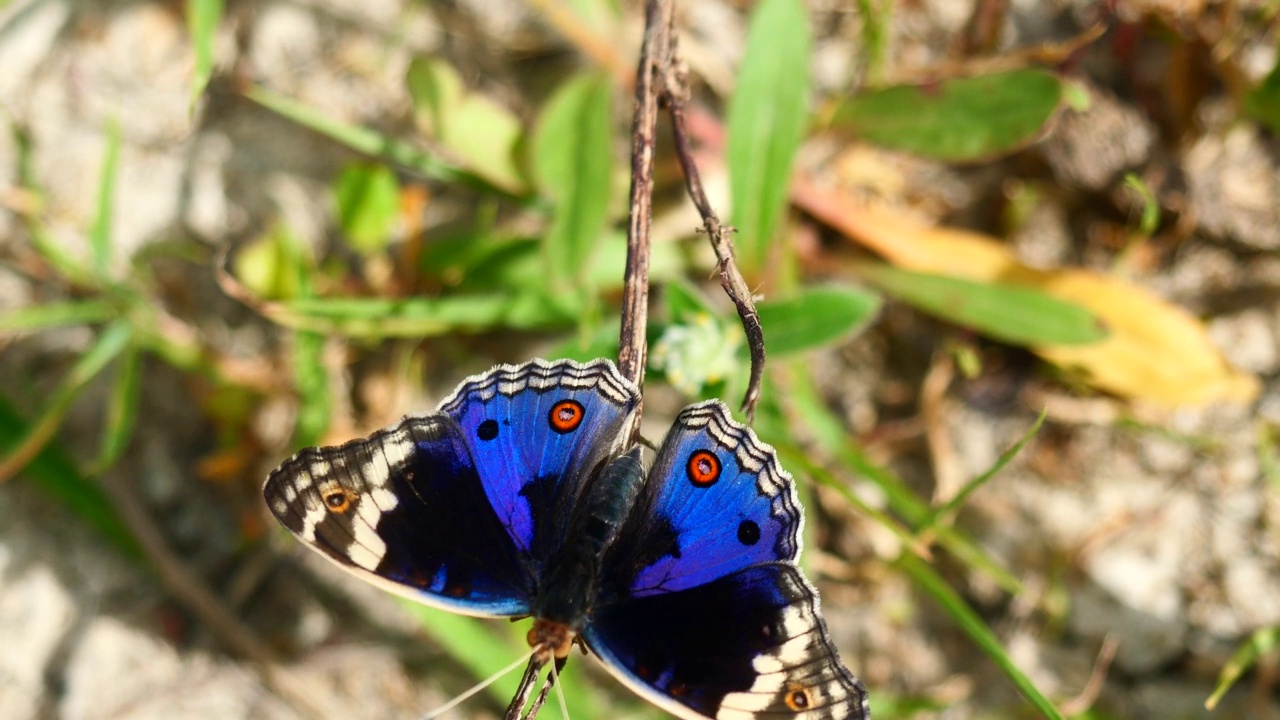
439, 359, 639, 563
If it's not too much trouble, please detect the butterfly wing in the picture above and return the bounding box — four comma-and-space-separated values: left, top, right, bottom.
438, 358, 639, 564
265, 413, 533, 616
585, 401, 870, 719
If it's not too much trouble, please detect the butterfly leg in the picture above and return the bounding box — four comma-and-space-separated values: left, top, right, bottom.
504, 652, 569, 720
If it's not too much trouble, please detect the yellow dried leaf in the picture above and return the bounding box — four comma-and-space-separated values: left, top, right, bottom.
795, 180, 1258, 405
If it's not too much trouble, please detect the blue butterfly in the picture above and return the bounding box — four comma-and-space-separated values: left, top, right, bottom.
264, 358, 870, 719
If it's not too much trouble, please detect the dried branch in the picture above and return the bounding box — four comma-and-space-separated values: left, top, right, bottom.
664, 88, 766, 421
618, 0, 767, 424
617, 0, 676, 437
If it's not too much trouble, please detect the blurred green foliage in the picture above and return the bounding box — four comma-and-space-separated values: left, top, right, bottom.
2, 0, 1183, 716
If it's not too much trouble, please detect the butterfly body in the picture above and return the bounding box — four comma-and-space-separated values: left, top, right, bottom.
265, 358, 870, 719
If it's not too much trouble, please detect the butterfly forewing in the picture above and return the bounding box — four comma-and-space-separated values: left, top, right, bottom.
438, 359, 639, 563
265, 413, 533, 616
265, 358, 642, 617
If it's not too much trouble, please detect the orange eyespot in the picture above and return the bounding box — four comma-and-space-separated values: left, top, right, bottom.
686, 450, 721, 487
322, 488, 353, 513
785, 686, 812, 711
548, 399, 585, 434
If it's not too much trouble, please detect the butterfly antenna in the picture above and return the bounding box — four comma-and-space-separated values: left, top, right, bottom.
418, 649, 534, 720
551, 657, 571, 720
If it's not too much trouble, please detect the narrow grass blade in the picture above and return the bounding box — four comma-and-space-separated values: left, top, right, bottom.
773, 444, 929, 558
0, 299, 116, 333
187, 0, 224, 107
291, 330, 329, 447
94, 341, 141, 472
898, 552, 1065, 720
0, 322, 133, 483
260, 293, 577, 338
780, 361, 1022, 593
727, 0, 811, 271
1206, 626, 1280, 709
918, 409, 1046, 534
246, 86, 493, 192
0, 398, 141, 560
1258, 422, 1280, 490
90, 118, 121, 279
852, 0, 890, 84
12, 125, 90, 283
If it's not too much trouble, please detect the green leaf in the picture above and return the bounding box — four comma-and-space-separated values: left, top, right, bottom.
726, 0, 812, 271
1122, 173, 1160, 237
859, 265, 1107, 346
333, 162, 400, 254
407, 58, 528, 194
0, 299, 117, 333
663, 280, 719, 322
91, 118, 121, 279
897, 553, 1065, 720
830, 69, 1063, 161
0, 394, 141, 559
232, 223, 311, 300
756, 285, 881, 356
531, 72, 616, 291
434, 232, 682, 295
187, 0, 224, 108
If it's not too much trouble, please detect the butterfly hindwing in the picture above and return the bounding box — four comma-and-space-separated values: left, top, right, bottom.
439, 359, 639, 562
265, 413, 533, 615
589, 400, 869, 719
584, 563, 870, 720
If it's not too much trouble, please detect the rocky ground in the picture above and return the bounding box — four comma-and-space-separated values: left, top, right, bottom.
2, 0, 1279, 719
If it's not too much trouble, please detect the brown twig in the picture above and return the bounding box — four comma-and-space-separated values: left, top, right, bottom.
664, 94, 766, 420
1058, 634, 1118, 716
97, 471, 328, 720
617, 0, 675, 438
618, 0, 767, 424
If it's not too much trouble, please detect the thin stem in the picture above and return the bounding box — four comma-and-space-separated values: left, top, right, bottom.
618, 0, 675, 437
665, 97, 766, 420
619, 0, 766, 423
